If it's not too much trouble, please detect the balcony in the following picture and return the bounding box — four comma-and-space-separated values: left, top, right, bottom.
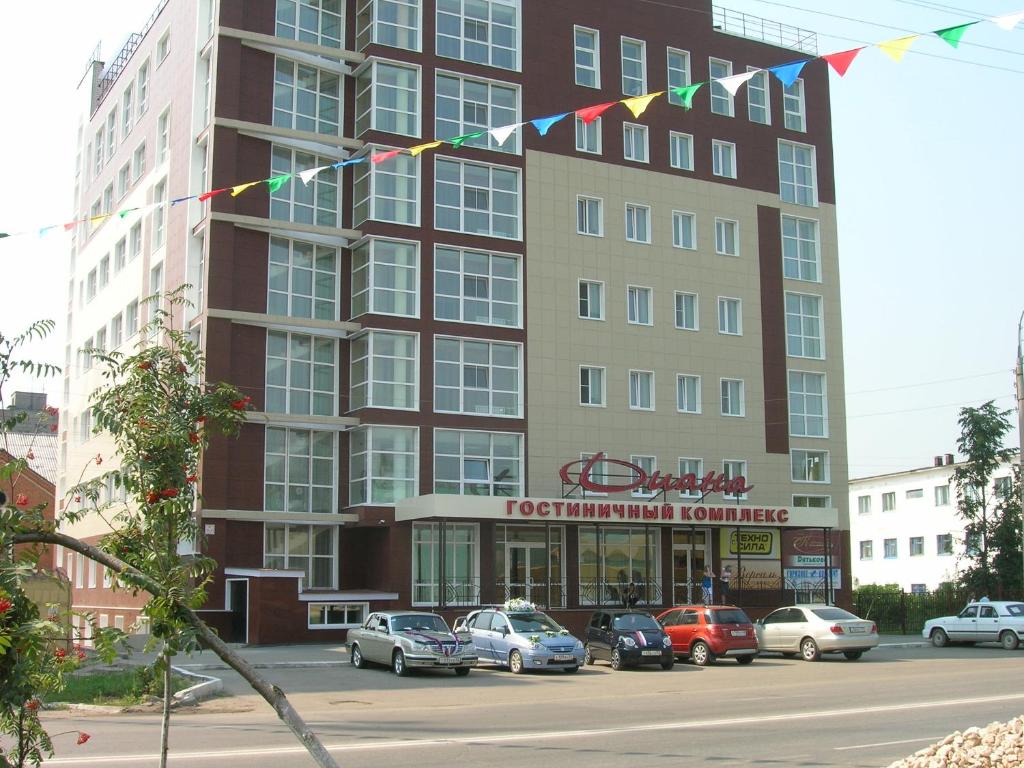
712, 6, 818, 56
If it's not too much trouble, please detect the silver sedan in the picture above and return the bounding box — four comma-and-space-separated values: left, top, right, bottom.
347, 611, 478, 676
755, 605, 879, 661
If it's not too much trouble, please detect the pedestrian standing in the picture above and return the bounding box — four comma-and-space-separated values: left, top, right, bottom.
701, 565, 715, 605
720, 565, 732, 604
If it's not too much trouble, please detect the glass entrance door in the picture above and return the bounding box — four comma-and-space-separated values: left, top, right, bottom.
672, 530, 709, 604
506, 542, 546, 604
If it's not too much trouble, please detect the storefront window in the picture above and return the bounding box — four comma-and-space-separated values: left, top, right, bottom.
494, 525, 564, 607
412, 522, 479, 606
578, 527, 661, 606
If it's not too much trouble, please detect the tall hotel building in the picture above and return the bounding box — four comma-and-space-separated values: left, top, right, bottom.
60, 0, 848, 643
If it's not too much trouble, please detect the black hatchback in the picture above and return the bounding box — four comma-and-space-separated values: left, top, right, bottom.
584, 610, 674, 670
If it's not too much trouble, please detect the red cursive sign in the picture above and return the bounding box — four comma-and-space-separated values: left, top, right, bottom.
559, 452, 754, 496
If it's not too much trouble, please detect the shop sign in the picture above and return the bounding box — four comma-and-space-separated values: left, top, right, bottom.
721, 529, 779, 559
719, 559, 782, 590
505, 499, 789, 524
559, 452, 754, 496
782, 530, 844, 568
784, 568, 842, 589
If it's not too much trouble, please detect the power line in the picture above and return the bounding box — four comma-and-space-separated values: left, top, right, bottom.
890, 0, 1001, 21
846, 369, 1011, 396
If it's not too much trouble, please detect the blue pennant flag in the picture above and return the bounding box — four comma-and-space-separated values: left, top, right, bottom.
531, 112, 570, 136
769, 60, 808, 88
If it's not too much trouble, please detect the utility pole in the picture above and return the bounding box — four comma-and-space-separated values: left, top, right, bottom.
1016, 311, 1024, 597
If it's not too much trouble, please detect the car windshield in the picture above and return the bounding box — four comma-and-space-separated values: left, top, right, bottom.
508, 612, 562, 632
710, 608, 751, 625
612, 613, 660, 631
391, 614, 450, 633
1006, 604, 1024, 616
810, 608, 859, 621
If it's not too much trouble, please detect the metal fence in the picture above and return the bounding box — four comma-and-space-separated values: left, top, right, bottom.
851, 588, 969, 634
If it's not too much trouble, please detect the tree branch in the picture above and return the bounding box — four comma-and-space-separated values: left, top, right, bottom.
13, 531, 340, 768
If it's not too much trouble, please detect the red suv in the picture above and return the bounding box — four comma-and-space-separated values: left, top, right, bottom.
656, 605, 758, 666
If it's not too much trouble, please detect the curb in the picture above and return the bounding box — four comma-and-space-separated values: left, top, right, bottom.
171, 665, 222, 704
879, 641, 927, 648
178, 659, 349, 671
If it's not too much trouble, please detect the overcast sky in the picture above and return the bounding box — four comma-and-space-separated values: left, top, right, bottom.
1, 0, 1022, 479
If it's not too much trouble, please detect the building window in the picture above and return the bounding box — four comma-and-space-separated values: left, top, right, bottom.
264, 427, 336, 514
266, 331, 337, 416
93, 132, 104, 175
882, 491, 895, 511
308, 602, 367, 629
792, 449, 829, 483
105, 111, 117, 161
580, 366, 606, 407
715, 218, 738, 256
575, 115, 601, 154
268, 237, 339, 320
121, 85, 134, 142
277, 0, 344, 47
137, 60, 150, 115
98, 255, 110, 289
723, 460, 748, 500
627, 285, 652, 325
574, 26, 599, 87
351, 238, 418, 318
412, 522, 480, 606
784, 79, 806, 131
435, 336, 521, 417
789, 371, 826, 437
270, 146, 339, 227
125, 300, 139, 337
934, 484, 950, 506
625, 203, 650, 244
678, 458, 703, 499
676, 374, 700, 414
859, 541, 873, 560
720, 378, 744, 417
577, 196, 603, 236
349, 425, 417, 505
117, 163, 130, 199
110, 313, 123, 349
103, 183, 114, 215
578, 280, 604, 320
747, 68, 770, 124
94, 327, 107, 355
157, 29, 171, 63
629, 370, 654, 410
667, 48, 691, 105
782, 215, 820, 282
858, 495, 871, 514
793, 495, 830, 508
995, 476, 1012, 499
909, 536, 924, 557
672, 211, 695, 249
436, 0, 519, 70
717, 297, 742, 335
906, 488, 924, 499
132, 142, 146, 181
936, 533, 953, 555
435, 157, 520, 239
152, 179, 167, 249
578, 527, 661, 606
669, 131, 693, 171
355, 60, 420, 137
712, 140, 736, 179
436, 72, 519, 153
356, 0, 419, 50
435, 245, 520, 326
630, 456, 657, 497
265, 524, 337, 589
674, 292, 698, 330
434, 430, 522, 496
350, 331, 417, 410
353, 151, 419, 226
87, 270, 97, 302
273, 58, 341, 135
623, 123, 648, 163
620, 37, 646, 96
884, 538, 897, 559
709, 57, 733, 116
779, 140, 817, 206
785, 292, 823, 359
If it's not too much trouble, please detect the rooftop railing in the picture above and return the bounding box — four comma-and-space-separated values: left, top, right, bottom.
712, 5, 818, 56
91, 0, 169, 116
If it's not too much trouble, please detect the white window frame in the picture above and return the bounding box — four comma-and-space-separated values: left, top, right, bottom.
265, 330, 339, 417
671, 210, 696, 250
356, 0, 421, 51
882, 491, 896, 512
121, 85, 134, 143
574, 115, 601, 154
157, 29, 171, 64
857, 495, 871, 515
630, 455, 657, 497
620, 36, 647, 96
666, 47, 691, 106
746, 67, 770, 125
435, 69, 521, 154
268, 236, 340, 321
722, 460, 748, 500
784, 78, 806, 132
678, 457, 704, 499
720, 378, 745, 417
676, 374, 701, 414
349, 425, 419, 506
578, 279, 605, 321
779, 139, 818, 207
434, 336, 523, 418
349, 330, 419, 411
273, 56, 342, 136
264, 523, 338, 590
623, 122, 649, 163
674, 291, 698, 331
717, 297, 742, 336
137, 59, 150, 116
576, 195, 603, 237
263, 427, 338, 514
669, 131, 693, 171
791, 449, 830, 484
574, 25, 600, 88
353, 146, 420, 226
715, 217, 739, 256
270, 145, 340, 227
788, 370, 828, 438
625, 203, 651, 244
935, 485, 950, 506
781, 214, 821, 283
308, 602, 369, 630
355, 58, 422, 138
433, 429, 524, 496
434, 244, 522, 328
628, 369, 655, 411
580, 365, 606, 407
436, 0, 521, 71
709, 57, 733, 116
712, 140, 737, 179
351, 237, 419, 318
626, 285, 653, 326
434, 156, 522, 240
785, 291, 824, 359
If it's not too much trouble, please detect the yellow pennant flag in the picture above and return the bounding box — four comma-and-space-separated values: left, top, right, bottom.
231, 181, 259, 197
878, 35, 918, 62
621, 92, 664, 119
409, 141, 442, 157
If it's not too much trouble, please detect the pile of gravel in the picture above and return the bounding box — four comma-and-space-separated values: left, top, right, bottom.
886, 716, 1023, 768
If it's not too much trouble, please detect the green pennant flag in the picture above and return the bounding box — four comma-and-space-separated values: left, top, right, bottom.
934, 22, 976, 48
0, 232, 8, 239
451, 131, 485, 148
669, 83, 704, 110
266, 174, 291, 194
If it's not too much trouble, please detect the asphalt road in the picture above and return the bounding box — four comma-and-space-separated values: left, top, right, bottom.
41, 643, 1024, 767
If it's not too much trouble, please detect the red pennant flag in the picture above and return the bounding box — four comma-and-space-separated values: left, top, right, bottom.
822, 47, 864, 77
575, 102, 617, 125
371, 149, 402, 164
198, 187, 229, 202
63, 222, 77, 232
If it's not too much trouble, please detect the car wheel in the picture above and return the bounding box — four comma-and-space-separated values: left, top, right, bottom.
1000, 631, 1020, 651
454, 667, 471, 677
931, 628, 949, 648
843, 651, 863, 661
610, 648, 624, 671
660, 658, 675, 670
509, 650, 525, 674
800, 637, 821, 662
584, 645, 595, 665
737, 655, 754, 665
690, 641, 714, 666
392, 649, 410, 677
351, 644, 365, 669
563, 665, 580, 674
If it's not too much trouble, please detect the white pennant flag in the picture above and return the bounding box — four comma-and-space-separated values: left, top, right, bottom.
489, 123, 521, 147
299, 165, 330, 185
715, 70, 758, 96
991, 10, 1024, 30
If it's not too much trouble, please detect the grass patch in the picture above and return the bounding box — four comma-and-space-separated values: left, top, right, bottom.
56, 667, 193, 706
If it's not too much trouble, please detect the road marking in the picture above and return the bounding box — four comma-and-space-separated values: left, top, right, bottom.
43, 691, 1024, 765
835, 736, 943, 751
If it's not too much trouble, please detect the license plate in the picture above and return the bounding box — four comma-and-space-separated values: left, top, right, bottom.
437, 657, 461, 664
642, 649, 661, 656
554, 654, 575, 662
731, 630, 747, 637
848, 627, 865, 634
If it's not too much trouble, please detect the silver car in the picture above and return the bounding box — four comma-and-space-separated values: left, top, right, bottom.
755, 605, 879, 661
348, 611, 478, 676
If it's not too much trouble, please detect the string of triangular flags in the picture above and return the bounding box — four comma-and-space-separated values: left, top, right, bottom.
2, 8, 1023, 242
